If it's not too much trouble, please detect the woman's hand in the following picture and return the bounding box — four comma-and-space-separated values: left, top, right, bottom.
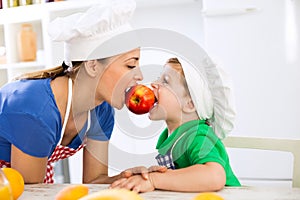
121, 165, 167, 180
110, 174, 155, 193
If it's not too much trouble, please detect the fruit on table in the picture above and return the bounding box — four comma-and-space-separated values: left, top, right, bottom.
0, 185, 12, 200
55, 184, 89, 200
192, 192, 224, 200
79, 188, 144, 200
0, 169, 13, 200
125, 84, 156, 115
1, 168, 24, 200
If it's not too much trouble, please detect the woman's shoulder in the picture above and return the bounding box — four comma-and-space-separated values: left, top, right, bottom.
1, 78, 51, 97
94, 101, 115, 116
0, 79, 56, 115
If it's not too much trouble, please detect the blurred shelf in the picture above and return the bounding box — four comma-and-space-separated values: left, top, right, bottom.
0, 61, 45, 69
0, 0, 198, 24
0, 0, 100, 24
0, 0, 200, 85
136, 0, 198, 8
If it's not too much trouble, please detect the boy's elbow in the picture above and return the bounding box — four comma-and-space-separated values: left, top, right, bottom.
201, 163, 226, 192
210, 176, 226, 191
200, 174, 225, 192
208, 167, 226, 191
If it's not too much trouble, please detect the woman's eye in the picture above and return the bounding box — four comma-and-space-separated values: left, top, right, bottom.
127, 65, 136, 69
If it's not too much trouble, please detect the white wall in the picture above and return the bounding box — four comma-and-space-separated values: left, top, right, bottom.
109, 1, 205, 175
69, 0, 204, 183
202, 0, 300, 139
201, 0, 300, 186
70, 0, 300, 186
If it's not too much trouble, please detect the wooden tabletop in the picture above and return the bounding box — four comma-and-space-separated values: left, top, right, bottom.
19, 184, 300, 200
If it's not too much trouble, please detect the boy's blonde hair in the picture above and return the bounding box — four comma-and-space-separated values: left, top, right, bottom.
165, 58, 190, 92
165, 58, 184, 75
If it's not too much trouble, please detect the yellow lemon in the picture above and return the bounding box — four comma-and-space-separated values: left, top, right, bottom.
192, 192, 224, 200
1, 168, 24, 200
55, 184, 89, 200
79, 189, 144, 200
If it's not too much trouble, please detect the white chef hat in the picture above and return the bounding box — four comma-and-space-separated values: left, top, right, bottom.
181, 54, 236, 139
48, 0, 138, 70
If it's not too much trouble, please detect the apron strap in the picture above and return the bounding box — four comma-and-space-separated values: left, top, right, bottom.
58, 78, 91, 145
58, 78, 73, 145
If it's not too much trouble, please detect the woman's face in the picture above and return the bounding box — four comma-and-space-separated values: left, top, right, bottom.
149, 64, 188, 121
97, 48, 143, 109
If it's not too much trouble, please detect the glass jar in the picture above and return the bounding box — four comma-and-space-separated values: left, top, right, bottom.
8, 0, 20, 7
0, 170, 13, 200
18, 23, 37, 62
20, 0, 33, 5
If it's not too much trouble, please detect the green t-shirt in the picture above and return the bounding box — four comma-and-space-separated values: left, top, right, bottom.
156, 120, 241, 186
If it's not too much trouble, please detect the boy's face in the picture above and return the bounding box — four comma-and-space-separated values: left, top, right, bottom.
149, 64, 190, 121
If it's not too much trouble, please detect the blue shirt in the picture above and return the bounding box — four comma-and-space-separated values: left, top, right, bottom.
0, 78, 114, 162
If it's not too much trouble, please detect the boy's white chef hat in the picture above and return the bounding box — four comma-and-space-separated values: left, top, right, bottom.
48, 0, 138, 68
181, 53, 236, 139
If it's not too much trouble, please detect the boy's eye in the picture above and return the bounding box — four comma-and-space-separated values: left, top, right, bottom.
162, 76, 169, 84
127, 65, 136, 69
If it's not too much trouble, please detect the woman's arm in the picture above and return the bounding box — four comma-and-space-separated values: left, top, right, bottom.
150, 162, 226, 192
11, 145, 48, 183
121, 165, 167, 180
82, 139, 125, 184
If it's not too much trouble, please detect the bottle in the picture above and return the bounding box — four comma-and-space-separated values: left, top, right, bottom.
8, 0, 20, 7
20, 0, 33, 5
18, 24, 37, 62
33, 0, 42, 4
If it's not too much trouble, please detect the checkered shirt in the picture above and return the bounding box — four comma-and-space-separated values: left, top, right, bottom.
155, 150, 176, 169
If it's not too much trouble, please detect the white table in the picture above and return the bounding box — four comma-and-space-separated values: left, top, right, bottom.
19, 184, 300, 200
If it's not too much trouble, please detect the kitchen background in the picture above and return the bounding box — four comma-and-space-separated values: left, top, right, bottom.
0, 0, 299, 186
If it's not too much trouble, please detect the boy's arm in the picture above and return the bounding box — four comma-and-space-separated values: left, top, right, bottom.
150, 162, 226, 192
121, 165, 168, 180
110, 175, 155, 193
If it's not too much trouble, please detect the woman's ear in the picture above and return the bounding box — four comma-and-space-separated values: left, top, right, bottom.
84, 60, 100, 78
182, 97, 197, 113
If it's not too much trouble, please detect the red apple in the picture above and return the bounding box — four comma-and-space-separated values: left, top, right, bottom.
125, 84, 156, 114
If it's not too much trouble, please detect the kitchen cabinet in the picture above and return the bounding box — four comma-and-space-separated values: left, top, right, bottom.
0, 0, 103, 86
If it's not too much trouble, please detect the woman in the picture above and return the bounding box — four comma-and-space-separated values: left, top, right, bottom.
0, 0, 143, 184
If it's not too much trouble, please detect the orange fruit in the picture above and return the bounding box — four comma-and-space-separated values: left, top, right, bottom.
192, 192, 224, 200
0, 185, 13, 200
1, 168, 24, 200
55, 184, 89, 200
79, 189, 144, 200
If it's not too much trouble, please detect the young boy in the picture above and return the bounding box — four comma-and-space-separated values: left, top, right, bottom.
110, 57, 241, 192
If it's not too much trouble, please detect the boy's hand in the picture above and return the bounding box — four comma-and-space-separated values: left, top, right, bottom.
110, 174, 155, 193
121, 165, 167, 180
